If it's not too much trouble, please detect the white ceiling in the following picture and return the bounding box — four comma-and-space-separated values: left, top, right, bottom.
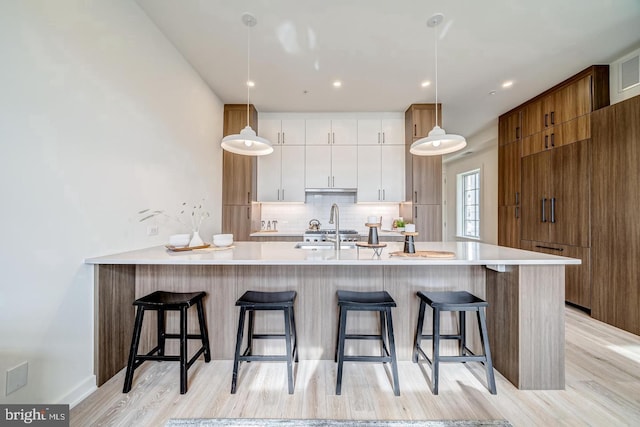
136, 0, 640, 142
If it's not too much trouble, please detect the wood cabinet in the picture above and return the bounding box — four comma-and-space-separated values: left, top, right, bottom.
257, 145, 305, 202
499, 111, 521, 146
357, 118, 404, 145
404, 104, 442, 241
305, 145, 357, 188
305, 119, 357, 145
222, 104, 259, 240
591, 94, 640, 335
357, 145, 405, 202
499, 65, 610, 309
259, 119, 305, 145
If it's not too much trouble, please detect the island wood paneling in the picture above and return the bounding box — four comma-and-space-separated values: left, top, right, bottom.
95, 265, 136, 386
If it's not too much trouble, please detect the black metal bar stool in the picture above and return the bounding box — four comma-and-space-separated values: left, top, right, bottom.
335, 290, 400, 396
123, 290, 211, 394
231, 290, 298, 394
413, 290, 497, 395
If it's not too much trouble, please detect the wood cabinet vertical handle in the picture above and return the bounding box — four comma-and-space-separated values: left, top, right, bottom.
541, 198, 547, 223
247, 207, 250, 219
516, 126, 520, 139
551, 197, 556, 223
515, 206, 519, 219
247, 192, 251, 204
551, 133, 555, 147
544, 113, 548, 127
414, 124, 417, 136
544, 135, 549, 149
550, 111, 555, 125
414, 191, 418, 203
515, 191, 519, 206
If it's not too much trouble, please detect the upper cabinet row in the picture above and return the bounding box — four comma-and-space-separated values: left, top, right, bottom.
259, 118, 404, 146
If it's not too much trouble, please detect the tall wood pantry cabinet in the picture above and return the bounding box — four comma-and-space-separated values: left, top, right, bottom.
498, 65, 609, 310
221, 104, 261, 240
402, 104, 442, 241
591, 94, 640, 335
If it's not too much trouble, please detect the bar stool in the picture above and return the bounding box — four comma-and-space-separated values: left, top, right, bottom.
335, 290, 400, 396
123, 291, 211, 394
231, 290, 298, 394
413, 290, 497, 395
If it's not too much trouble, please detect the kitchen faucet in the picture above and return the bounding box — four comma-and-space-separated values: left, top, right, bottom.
328, 203, 340, 251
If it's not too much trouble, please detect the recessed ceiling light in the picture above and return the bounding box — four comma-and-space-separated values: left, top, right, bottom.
246, 80, 255, 87
333, 80, 342, 88
502, 80, 513, 88
489, 90, 497, 95
421, 81, 431, 87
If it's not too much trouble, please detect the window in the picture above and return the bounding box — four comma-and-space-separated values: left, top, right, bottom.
457, 169, 480, 239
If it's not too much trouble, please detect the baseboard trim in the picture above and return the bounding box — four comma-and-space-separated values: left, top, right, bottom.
57, 375, 97, 408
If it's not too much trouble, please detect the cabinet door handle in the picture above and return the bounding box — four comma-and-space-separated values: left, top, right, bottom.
378, 189, 381, 200
415, 206, 418, 218
282, 189, 285, 200
414, 191, 418, 203
544, 134, 549, 149
550, 111, 555, 125
515, 191, 519, 205
247, 192, 251, 204
541, 198, 547, 223
328, 133, 331, 144
515, 206, 519, 219
332, 176, 335, 187
328, 176, 331, 187
414, 124, 417, 136
535, 245, 563, 252
332, 132, 335, 144
383, 189, 386, 200
551, 133, 555, 147
378, 132, 381, 144
277, 189, 280, 200
551, 197, 556, 223
382, 132, 386, 144
516, 126, 520, 139
282, 132, 285, 144
247, 207, 250, 219
544, 113, 548, 127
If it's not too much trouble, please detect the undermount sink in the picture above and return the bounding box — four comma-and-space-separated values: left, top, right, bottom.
294, 242, 357, 250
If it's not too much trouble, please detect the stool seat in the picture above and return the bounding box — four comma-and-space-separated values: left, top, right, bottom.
413, 290, 496, 395
417, 291, 488, 309
236, 290, 296, 307
335, 290, 400, 396
134, 290, 205, 308
232, 290, 298, 394
123, 290, 211, 395
337, 290, 396, 307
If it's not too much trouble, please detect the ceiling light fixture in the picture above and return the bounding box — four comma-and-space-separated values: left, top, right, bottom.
421, 81, 431, 87
220, 13, 273, 156
502, 80, 513, 88
333, 80, 342, 88
410, 13, 466, 156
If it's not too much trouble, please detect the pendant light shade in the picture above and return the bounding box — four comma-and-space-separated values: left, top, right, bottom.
410, 13, 466, 156
220, 13, 273, 156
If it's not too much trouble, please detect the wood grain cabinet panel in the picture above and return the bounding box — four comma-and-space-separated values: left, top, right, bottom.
499, 111, 521, 146
498, 141, 521, 206
522, 100, 543, 137
498, 206, 520, 248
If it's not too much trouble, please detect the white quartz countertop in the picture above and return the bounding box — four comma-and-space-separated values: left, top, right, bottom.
249, 229, 404, 238
85, 241, 581, 266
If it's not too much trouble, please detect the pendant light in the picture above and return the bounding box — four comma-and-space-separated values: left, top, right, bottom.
410, 13, 466, 156
221, 13, 273, 156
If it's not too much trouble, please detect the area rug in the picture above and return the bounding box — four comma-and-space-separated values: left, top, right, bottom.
166, 419, 513, 427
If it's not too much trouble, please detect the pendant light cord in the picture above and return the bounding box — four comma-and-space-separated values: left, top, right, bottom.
246, 20, 251, 127
434, 22, 438, 128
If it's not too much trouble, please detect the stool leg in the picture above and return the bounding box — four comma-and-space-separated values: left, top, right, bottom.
336, 307, 348, 395
247, 309, 255, 358
157, 308, 165, 357
432, 307, 441, 395
179, 306, 188, 394
459, 310, 466, 357
196, 300, 211, 362
290, 306, 299, 363
231, 307, 246, 394
379, 310, 387, 359
385, 308, 400, 396
477, 308, 497, 394
334, 306, 342, 363
284, 307, 295, 394
123, 306, 145, 393
413, 300, 426, 363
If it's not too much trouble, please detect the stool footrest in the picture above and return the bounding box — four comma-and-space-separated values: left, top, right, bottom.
136, 355, 180, 362
343, 334, 383, 340
239, 355, 291, 362
251, 334, 286, 339
343, 355, 392, 363
419, 334, 463, 340
163, 333, 206, 340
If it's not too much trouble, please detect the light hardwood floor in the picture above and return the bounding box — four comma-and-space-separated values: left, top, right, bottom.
71, 306, 640, 426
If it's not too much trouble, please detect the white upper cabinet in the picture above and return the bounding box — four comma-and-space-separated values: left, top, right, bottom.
305, 119, 357, 145
258, 146, 305, 202
357, 118, 404, 145
357, 145, 405, 202
260, 119, 305, 145
305, 145, 357, 188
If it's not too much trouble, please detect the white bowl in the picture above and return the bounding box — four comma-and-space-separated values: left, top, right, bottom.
169, 234, 191, 247
213, 233, 233, 247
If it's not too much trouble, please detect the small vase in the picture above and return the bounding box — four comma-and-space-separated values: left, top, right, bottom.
189, 230, 204, 247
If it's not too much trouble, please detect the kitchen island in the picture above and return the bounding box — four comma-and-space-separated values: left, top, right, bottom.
86, 241, 579, 391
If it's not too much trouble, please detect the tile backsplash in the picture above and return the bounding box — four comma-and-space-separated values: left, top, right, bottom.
260, 194, 400, 233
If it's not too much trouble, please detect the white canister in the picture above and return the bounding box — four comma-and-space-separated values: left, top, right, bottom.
367, 215, 379, 224
405, 223, 416, 232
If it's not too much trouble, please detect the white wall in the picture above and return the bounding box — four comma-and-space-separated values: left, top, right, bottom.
0, 0, 223, 405
442, 124, 498, 244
